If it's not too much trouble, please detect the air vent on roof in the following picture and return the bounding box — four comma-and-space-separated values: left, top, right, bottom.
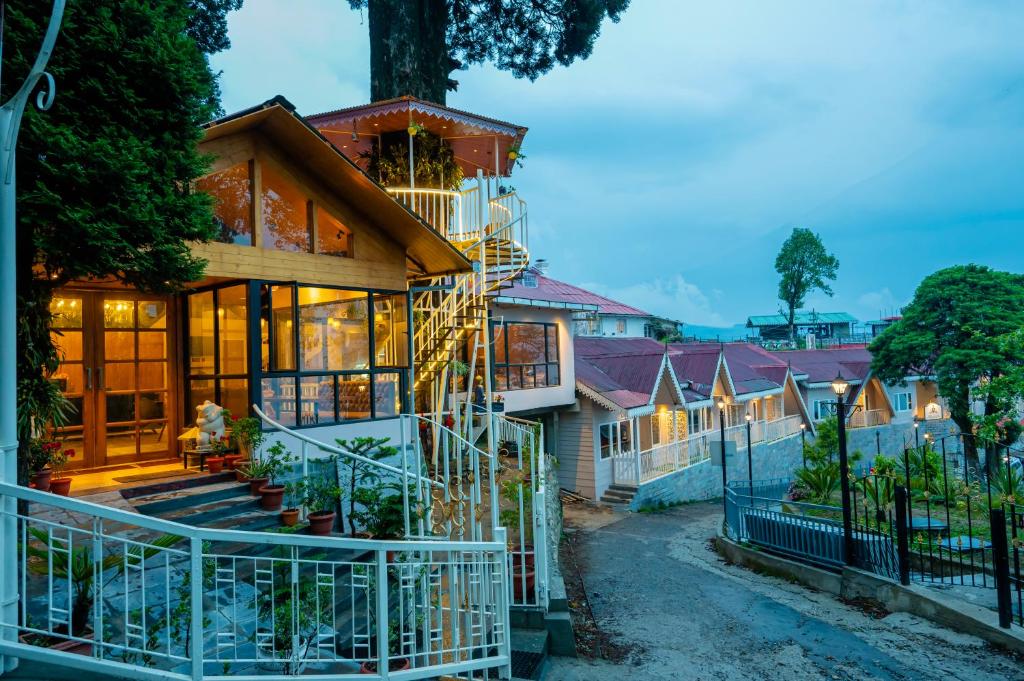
522, 272, 538, 288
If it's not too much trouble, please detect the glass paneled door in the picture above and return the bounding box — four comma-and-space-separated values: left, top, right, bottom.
49, 292, 176, 469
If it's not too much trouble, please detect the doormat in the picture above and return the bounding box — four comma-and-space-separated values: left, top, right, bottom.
114, 470, 197, 484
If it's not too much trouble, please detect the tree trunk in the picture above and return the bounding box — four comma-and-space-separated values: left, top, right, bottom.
368, 0, 449, 104
951, 411, 980, 472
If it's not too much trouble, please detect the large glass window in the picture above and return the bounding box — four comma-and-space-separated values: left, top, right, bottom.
261, 164, 311, 253
196, 162, 253, 246
317, 205, 353, 257
257, 284, 409, 427
186, 285, 249, 417
491, 321, 560, 391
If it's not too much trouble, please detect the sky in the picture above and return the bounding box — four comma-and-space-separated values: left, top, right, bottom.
211, 1, 1024, 328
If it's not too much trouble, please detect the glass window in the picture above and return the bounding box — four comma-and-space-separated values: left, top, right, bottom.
373, 294, 408, 367
196, 161, 253, 246
491, 321, 560, 391
298, 287, 369, 371
261, 164, 311, 253
317, 205, 352, 257
261, 376, 296, 426
813, 400, 837, 421
299, 375, 335, 426
218, 285, 248, 375
374, 373, 401, 418
188, 291, 215, 376
266, 285, 295, 371
893, 392, 912, 412
599, 421, 632, 459
338, 374, 371, 420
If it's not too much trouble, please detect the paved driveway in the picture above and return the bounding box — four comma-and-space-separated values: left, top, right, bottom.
549, 501, 1023, 681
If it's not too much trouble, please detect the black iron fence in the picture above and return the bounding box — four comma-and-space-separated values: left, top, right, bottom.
725, 432, 1024, 629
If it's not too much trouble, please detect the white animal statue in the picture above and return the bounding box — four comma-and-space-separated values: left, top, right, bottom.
195, 400, 226, 449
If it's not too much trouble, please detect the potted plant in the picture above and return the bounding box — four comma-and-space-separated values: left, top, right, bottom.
499, 475, 535, 601
27, 438, 58, 491
256, 442, 294, 510
281, 479, 304, 527
205, 435, 229, 474
351, 482, 421, 561
48, 446, 75, 496
359, 621, 411, 674
234, 461, 251, 483
491, 394, 505, 413
302, 473, 342, 536
335, 437, 398, 536
231, 414, 265, 462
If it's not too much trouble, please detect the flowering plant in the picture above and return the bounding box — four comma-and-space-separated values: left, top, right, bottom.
27, 438, 61, 473
50, 447, 75, 479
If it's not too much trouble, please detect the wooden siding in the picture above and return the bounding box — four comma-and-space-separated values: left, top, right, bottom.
192, 133, 406, 291
556, 398, 597, 499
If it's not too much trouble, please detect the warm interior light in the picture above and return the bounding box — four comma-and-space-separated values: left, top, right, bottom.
830, 372, 849, 397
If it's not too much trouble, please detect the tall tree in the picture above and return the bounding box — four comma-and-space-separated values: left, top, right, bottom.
774, 228, 839, 343
346, 0, 630, 103
869, 265, 1024, 471
3, 0, 239, 481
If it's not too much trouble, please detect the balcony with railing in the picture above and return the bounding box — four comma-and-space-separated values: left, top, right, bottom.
612, 414, 805, 487
848, 408, 891, 428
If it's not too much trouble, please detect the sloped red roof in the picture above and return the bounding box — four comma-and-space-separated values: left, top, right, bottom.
771, 347, 874, 384
502, 274, 650, 317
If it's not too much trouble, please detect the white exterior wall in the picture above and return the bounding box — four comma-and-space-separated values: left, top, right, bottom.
882, 380, 918, 423
595, 314, 647, 338
491, 303, 576, 414
262, 417, 406, 462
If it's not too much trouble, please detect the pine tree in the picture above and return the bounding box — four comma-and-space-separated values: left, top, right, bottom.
2, 0, 239, 480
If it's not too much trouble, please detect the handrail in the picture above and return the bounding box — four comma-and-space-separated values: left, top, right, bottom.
0, 481, 502, 552
253, 404, 445, 489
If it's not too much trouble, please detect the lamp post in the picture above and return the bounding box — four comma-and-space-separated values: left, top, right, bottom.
745, 413, 753, 491
913, 421, 920, 450
0, 2, 66, 672
718, 398, 727, 519
800, 422, 807, 467
832, 372, 855, 566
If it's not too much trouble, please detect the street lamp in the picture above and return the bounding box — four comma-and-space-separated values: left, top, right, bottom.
745, 413, 753, 490
718, 398, 727, 519
831, 372, 855, 566
913, 421, 920, 450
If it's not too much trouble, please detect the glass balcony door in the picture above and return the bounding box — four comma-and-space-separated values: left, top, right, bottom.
50, 291, 176, 469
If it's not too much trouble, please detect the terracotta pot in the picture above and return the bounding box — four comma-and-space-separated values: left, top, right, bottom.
360, 657, 411, 674
511, 544, 535, 570
307, 511, 336, 536
49, 477, 72, 496
206, 456, 225, 474
281, 508, 300, 527
249, 477, 269, 497
224, 454, 242, 470
512, 568, 535, 602
259, 485, 285, 511
30, 468, 52, 492
235, 466, 250, 483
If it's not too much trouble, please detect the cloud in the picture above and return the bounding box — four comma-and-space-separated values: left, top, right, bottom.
579, 275, 726, 327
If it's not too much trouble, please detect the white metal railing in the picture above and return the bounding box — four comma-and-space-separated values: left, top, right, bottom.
849, 408, 890, 428
387, 188, 464, 240
1, 482, 509, 681
613, 416, 805, 487
493, 414, 549, 611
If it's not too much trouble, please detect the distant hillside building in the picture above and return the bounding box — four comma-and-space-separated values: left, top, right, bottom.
746, 311, 857, 342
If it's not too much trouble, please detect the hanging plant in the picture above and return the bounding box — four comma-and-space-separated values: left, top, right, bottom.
407, 121, 426, 137
361, 130, 463, 191
507, 143, 526, 167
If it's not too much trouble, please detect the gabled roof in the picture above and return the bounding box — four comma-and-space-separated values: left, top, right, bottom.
747, 311, 858, 327
203, 96, 472, 277
306, 95, 528, 179
500, 273, 650, 317
771, 347, 874, 385
574, 338, 669, 411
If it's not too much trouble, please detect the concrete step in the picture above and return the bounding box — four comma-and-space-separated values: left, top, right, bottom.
607, 483, 638, 493
510, 627, 549, 681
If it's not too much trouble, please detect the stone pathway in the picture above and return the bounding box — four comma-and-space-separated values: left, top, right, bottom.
549, 500, 1024, 681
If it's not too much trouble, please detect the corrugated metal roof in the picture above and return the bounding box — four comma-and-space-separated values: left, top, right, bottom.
501, 274, 651, 317
771, 348, 873, 383
746, 312, 858, 327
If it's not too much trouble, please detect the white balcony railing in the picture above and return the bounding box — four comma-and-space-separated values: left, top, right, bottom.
612, 415, 805, 487
1, 482, 509, 681
849, 408, 890, 428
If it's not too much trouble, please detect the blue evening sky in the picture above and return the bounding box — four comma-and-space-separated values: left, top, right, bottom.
211, 1, 1024, 328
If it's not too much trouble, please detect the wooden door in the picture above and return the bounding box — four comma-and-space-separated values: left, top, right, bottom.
50, 291, 176, 469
